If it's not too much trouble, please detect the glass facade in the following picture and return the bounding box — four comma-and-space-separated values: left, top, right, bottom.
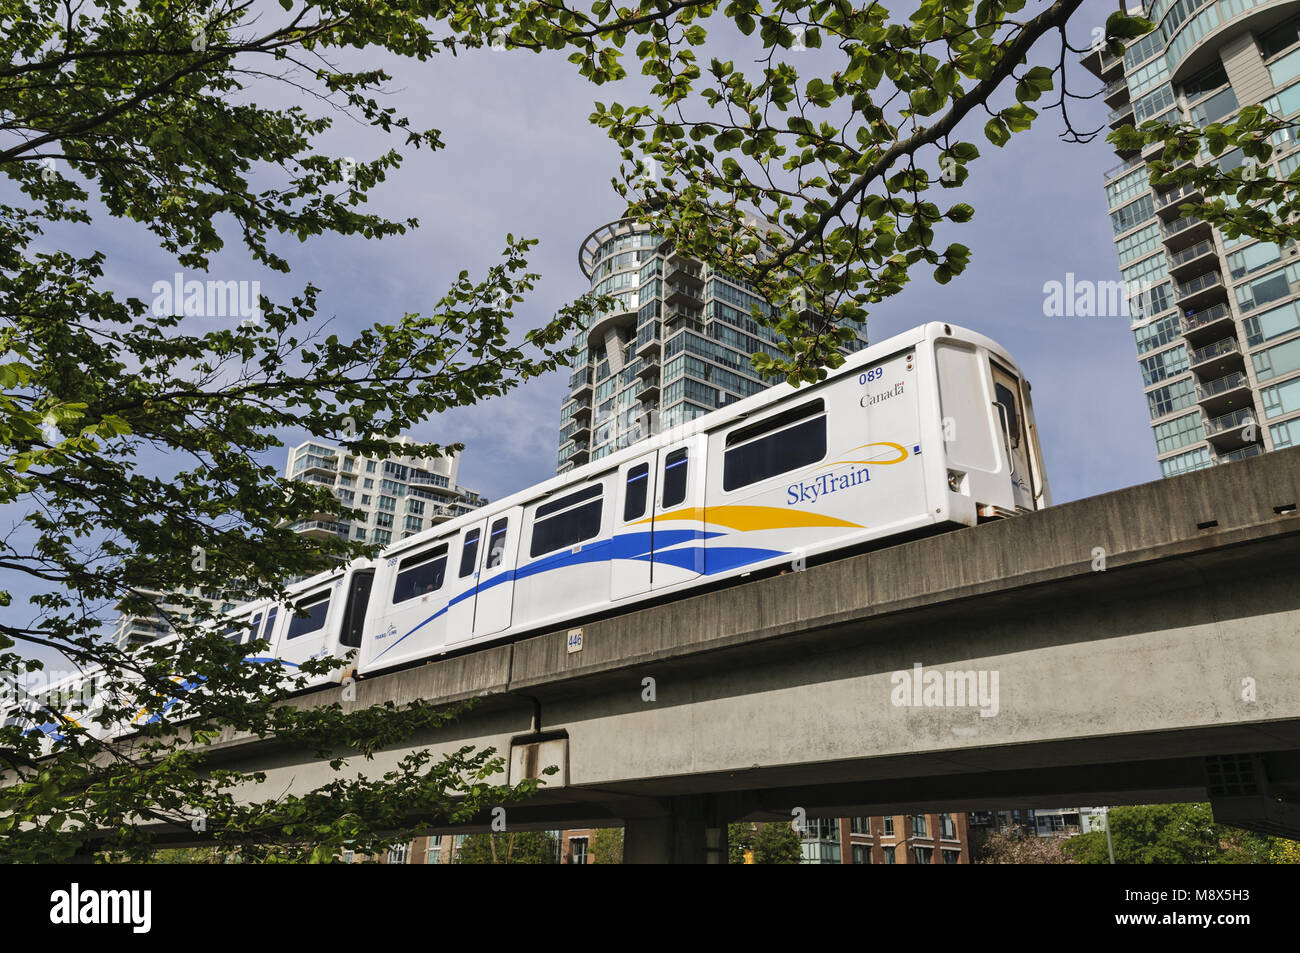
1085, 0, 1300, 470
556, 218, 869, 473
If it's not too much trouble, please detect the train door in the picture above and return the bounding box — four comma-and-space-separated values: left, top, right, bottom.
611, 452, 657, 600
989, 360, 1035, 511
472, 509, 520, 637
651, 433, 708, 590
444, 519, 486, 647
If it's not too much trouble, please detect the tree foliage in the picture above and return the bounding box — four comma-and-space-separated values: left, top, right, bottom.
974, 828, 1075, 864
0, 0, 594, 862
5, 0, 1293, 860
591, 826, 623, 863
456, 830, 558, 864
728, 820, 802, 863
1062, 804, 1299, 865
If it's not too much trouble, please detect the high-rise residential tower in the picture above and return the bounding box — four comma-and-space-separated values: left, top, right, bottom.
1083, 3, 1300, 476
556, 217, 870, 474
286, 435, 487, 547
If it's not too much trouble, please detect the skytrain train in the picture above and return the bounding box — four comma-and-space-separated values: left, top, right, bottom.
5, 322, 1050, 749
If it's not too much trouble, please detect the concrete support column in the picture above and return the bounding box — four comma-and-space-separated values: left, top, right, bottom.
623, 796, 729, 864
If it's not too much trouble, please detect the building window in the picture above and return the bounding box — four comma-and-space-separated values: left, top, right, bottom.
883, 846, 896, 864
388, 844, 409, 864
852, 845, 871, 864
912, 846, 933, 864
366, 460, 377, 473
570, 837, 589, 865
942, 849, 960, 865
940, 813, 956, 839
851, 816, 870, 835
911, 815, 928, 837
883, 816, 894, 836
427, 835, 442, 864
404, 516, 423, 533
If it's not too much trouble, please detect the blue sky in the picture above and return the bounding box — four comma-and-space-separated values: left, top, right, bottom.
4, 0, 1160, 653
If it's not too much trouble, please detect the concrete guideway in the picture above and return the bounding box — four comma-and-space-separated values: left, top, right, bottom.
192, 446, 1300, 861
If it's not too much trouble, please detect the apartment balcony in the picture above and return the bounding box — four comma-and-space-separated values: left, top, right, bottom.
1103, 77, 1130, 108
1203, 406, 1262, 451
1216, 444, 1265, 465
1103, 155, 1144, 182
291, 519, 350, 540
1174, 270, 1225, 311
1161, 214, 1213, 251
1107, 99, 1135, 128
569, 395, 592, 422
639, 373, 660, 400
663, 306, 704, 334
1189, 336, 1244, 376
1155, 182, 1206, 219
1167, 238, 1217, 279
1179, 300, 1234, 344
1195, 370, 1252, 417
569, 365, 593, 397
664, 281, 704, 308
664, 254, 705, 288
636, 322, 660, 358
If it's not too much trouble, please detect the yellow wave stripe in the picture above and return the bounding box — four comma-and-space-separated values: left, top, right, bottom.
633, 505, 863, 532
813, 441, 910, 471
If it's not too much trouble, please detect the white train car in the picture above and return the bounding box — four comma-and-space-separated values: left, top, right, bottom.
356, 322, 1050, 676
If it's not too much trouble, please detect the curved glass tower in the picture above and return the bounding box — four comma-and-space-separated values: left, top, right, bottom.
557, 217, 870, 474
1083, 1, 1300, 475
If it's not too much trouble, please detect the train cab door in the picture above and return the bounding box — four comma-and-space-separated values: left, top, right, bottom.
472, 509, 520, 637
989, 360, 1035, 511
610, 452, 657, 600
444, 519, 487, 648
651, 433, 708, 590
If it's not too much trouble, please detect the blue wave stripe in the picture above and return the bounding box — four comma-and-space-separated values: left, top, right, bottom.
372, 527, 786, 663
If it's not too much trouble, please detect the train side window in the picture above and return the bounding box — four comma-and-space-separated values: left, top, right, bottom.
530, 488, 604, 558
723, 399, 826, 491
662, 449, 689, 508
393, 544, 449, 603
286, 592, 331, 640
624, 464, 650, 521
536, 483, 602, 519
459, 529, 481, 578
227, 612, 263, 646
994, 383, 1021, 448
259, 607, 278, 646
485, 518, 509, 569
